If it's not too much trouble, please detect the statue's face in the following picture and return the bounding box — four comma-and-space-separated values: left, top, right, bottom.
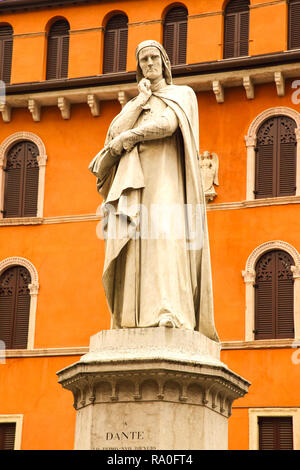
138, 47, 163, 82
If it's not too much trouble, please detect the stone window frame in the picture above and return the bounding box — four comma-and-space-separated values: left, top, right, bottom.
249, 407, 300, 450
0, 257, 39, 350
245, 107, 300, 201
0, 131, 47, 222
242, 240, 300, 342
0, 414, 23, 450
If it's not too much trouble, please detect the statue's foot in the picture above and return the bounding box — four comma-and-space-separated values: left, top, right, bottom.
158, 318, 176, 328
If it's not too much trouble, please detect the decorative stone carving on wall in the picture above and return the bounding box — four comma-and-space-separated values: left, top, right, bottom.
199, 151, 219, 202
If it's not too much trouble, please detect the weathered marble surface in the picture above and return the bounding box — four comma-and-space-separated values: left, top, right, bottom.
57, 328, 250, 450
89, 40, 219, 341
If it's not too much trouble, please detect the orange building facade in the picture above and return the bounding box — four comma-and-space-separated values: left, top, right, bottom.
0, 0, 300, 450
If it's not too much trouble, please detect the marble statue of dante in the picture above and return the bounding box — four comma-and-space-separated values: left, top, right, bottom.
89, 40, 219, 342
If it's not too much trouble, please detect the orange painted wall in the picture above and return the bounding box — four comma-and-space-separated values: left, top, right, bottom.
0, 0, 299, 451
0, 356, 77, 450
249, 2, 287, 55
223, 348, 300, 449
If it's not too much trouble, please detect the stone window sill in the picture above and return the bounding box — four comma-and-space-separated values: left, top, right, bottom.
0, 217, 43, 226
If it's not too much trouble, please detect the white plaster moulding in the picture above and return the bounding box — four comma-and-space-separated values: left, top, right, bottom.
2, 340, 297, 358
3, 61, 300, 122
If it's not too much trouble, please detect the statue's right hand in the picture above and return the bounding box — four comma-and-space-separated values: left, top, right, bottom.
138, 78, 152, 103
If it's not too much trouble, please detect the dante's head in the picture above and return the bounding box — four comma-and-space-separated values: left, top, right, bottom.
136, 40, 172, 85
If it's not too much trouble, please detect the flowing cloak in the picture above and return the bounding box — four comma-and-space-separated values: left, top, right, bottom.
89, 84, 219, 342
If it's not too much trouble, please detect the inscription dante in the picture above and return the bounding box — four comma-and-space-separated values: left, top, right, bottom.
105, 431, 144, 441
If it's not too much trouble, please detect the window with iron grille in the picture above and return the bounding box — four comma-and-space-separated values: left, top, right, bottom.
163, 6, 188, 66
254, 250, 295, 340
103, 15, 128, 74
0, 24, 13, 84
223, 0, 249, 59
46, 19, 70, 80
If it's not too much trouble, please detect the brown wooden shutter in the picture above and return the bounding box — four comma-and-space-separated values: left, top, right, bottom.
255, 250, 294, 340
276, 251, 295, 338
255, 116, 296, 199
0, 423, 16, 450
0, 25, 13, 84
224, 0, 249, 59
163, 22, 175, 64
103, 15, 128, 74
289, 0, 300, 50
46, 20, 70, 80
278, 117, 297, 196
3, 141, 39, 218
239, 10, 249, 56
118, 27, 128, 72
23, 142, 39, 217
0, 266, 31, 349
46, 36, 59, 79
259, 417, 293, 450
60, 34, 70, 78
163, 7, 188, 65
223, 13, 237, 59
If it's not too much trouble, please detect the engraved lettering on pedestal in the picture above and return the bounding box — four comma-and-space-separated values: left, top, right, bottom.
105, 430, 144, 441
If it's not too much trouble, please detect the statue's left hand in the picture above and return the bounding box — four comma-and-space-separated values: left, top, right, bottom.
109, 135, 124, 157
109, 131, 138, 157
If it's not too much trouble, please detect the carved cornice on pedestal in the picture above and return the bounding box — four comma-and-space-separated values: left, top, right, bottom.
57, 328, 250, 435
61, 367, 246, 418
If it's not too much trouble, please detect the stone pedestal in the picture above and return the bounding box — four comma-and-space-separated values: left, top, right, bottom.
57, 328, 250, 450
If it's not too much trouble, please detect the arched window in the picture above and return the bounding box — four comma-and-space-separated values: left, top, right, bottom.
223, 0, 249, 59
0, 265, 31, 349
3, 140, 39, 218
0, 24, 13, 84
288, 0, 300, 50
255, 116, 297, 199
46, 19, 70, 80
103, 14, 128, 74
163, 6, 188, 65
254, 250, 295, 340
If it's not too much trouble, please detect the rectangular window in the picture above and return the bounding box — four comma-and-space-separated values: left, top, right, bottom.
258, 417, 293, 450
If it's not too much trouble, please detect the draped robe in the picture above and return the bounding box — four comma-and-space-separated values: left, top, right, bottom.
89, 83, 219, 342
